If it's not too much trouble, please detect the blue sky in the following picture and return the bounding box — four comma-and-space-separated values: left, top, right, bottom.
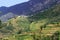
0, 0, 29, 7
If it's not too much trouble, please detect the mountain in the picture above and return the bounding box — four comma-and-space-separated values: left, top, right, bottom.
0, 3, 60, 40
0, 6, 8, 16
0, 0, 60, 15
0, 13, 18, 22
29, 4, 60, 22
0, 0, 60, 22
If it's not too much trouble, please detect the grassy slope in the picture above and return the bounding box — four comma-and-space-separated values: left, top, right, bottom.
0, 4, 60, 40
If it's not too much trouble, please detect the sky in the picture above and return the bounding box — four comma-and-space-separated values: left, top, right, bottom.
0, 0, 29, 7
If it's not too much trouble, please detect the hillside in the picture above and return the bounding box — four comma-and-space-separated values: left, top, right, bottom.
29, 4, 60, 21
0, 3, 60, 40
0, 0, 60, 22
0, 0, 59, 15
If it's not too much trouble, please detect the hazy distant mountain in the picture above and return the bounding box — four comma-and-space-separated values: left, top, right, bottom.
0, 6, 8, 16
0, 0, 60, 15
0, 0, 60, 21
0, 13, 17, 22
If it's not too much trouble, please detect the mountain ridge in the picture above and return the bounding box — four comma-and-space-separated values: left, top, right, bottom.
0, 0, 60, 15
0, 0, 60, 22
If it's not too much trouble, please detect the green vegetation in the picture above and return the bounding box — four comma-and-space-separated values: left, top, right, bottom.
0, 20, 2, 26
0, 4, 60, 40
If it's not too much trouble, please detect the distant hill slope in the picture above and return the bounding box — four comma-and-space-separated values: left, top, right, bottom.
29, 4, 60, 22
0, 13, 17, 22
0, 0, 60, 16
0, 0, 60, 22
